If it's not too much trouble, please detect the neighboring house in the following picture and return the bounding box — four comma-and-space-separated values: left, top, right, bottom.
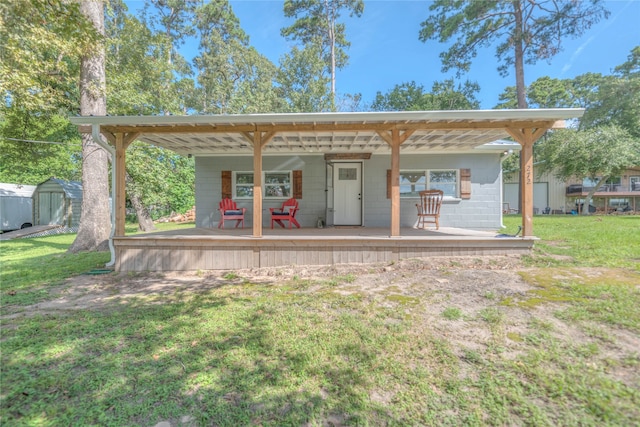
503, 167, 567, 214
0, 183, 36, 232
32, 178, 83, 227
504, 166, 640, 213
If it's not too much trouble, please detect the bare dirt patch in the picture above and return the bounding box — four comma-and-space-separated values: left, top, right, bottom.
4, 257, 638, 371
4, 256, 638, 427
3, 256, 525, 316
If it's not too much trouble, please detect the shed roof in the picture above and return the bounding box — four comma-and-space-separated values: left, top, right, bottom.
36, 178, 83, 199
71, 109, 583, 156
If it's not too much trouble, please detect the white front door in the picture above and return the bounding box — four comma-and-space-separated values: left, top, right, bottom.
333, 162, 362, 225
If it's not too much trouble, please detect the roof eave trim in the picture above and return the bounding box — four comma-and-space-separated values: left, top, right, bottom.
69, 108, 585, 127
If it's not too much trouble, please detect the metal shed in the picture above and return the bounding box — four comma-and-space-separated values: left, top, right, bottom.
33, 178, 83, 227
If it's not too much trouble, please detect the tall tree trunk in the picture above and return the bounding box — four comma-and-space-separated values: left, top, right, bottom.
581, 176, 608, 216
329, 14, 336, 109
69, 0, 110, 253
513, 0, 528, 109
126, 172, 156, 231
330, 32, 336, 108
513, 0, 528, 214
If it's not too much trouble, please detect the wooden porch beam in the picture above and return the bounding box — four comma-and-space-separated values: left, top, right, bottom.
260, 131, 276, 147
115, 133, 127, 237
377, 129, 415, 145
376, 130, 392, 145
506, 127, 550, 237
233, 130, 279, 236
89, 130, 139, 150
253, 132, 263, 238
88, 120, 561, 136
123, 132, 140, 148
400, 129, 416, 142
390, 129, 402, 236
242, 131, 276, 147
241, 132, 254, 145
102, 132, 116, 145
378, 129, 414, 237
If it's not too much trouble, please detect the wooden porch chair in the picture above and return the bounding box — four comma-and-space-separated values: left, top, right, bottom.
270, 198, 300, 229
218, 198, 246, 229
416, 189, 444, 230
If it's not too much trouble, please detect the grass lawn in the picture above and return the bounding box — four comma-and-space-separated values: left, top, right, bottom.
503, 214, 640, 270
0, 222, 194, 311
1, 216, 639, 426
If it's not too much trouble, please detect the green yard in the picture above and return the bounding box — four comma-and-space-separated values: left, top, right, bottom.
1, 216, 639, 426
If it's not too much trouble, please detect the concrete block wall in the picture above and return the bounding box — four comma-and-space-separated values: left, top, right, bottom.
196, 152, 503, 231
196, 155, 327, 228
362, 153, 502, 230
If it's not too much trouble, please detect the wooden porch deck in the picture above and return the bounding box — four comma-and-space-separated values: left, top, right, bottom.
114, 226, 534, 272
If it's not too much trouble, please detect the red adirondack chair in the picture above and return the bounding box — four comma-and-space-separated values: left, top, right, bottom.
269, 198, 300, 229
218, 198, 246, 229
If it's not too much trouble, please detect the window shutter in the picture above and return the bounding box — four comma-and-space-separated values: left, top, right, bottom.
460, 168, 471, 199
293, 170, 302, 199
386, 170, 391, 199
221, 171, 232, 199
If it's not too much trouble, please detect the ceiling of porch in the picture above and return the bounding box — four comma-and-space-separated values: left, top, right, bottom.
138, 128, 513, 155
72, 109, 584, 156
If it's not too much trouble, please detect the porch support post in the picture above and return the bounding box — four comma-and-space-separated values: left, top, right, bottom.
253, 132, 264, 238
115, 133, 127, 237
390, 129, 401, 237
250, 130, 275, 238
520, 134, 534, 237
378, 128, 414, 237
506, 127, 547, 237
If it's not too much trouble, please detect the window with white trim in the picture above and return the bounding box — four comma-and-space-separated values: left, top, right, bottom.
234, 172, 254, 198
264, 171, 291, 198
400, 171, 426, 197
400, 169, 458, 198
429, 170, 457, 196
233, 171, 292, 199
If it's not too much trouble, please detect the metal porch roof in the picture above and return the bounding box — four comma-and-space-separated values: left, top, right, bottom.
70, 109, 584, 156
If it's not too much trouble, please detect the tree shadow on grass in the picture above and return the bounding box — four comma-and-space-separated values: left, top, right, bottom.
1, 289, 400, 426
0, 249, 110, 306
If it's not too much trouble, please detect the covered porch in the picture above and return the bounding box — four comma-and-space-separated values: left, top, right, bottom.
71, 109, 583, 272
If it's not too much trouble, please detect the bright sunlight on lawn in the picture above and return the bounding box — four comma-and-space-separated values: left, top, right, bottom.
1, 216, 639, 426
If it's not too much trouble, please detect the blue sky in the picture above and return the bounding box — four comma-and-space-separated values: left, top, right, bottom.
129, 0, 640, 109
